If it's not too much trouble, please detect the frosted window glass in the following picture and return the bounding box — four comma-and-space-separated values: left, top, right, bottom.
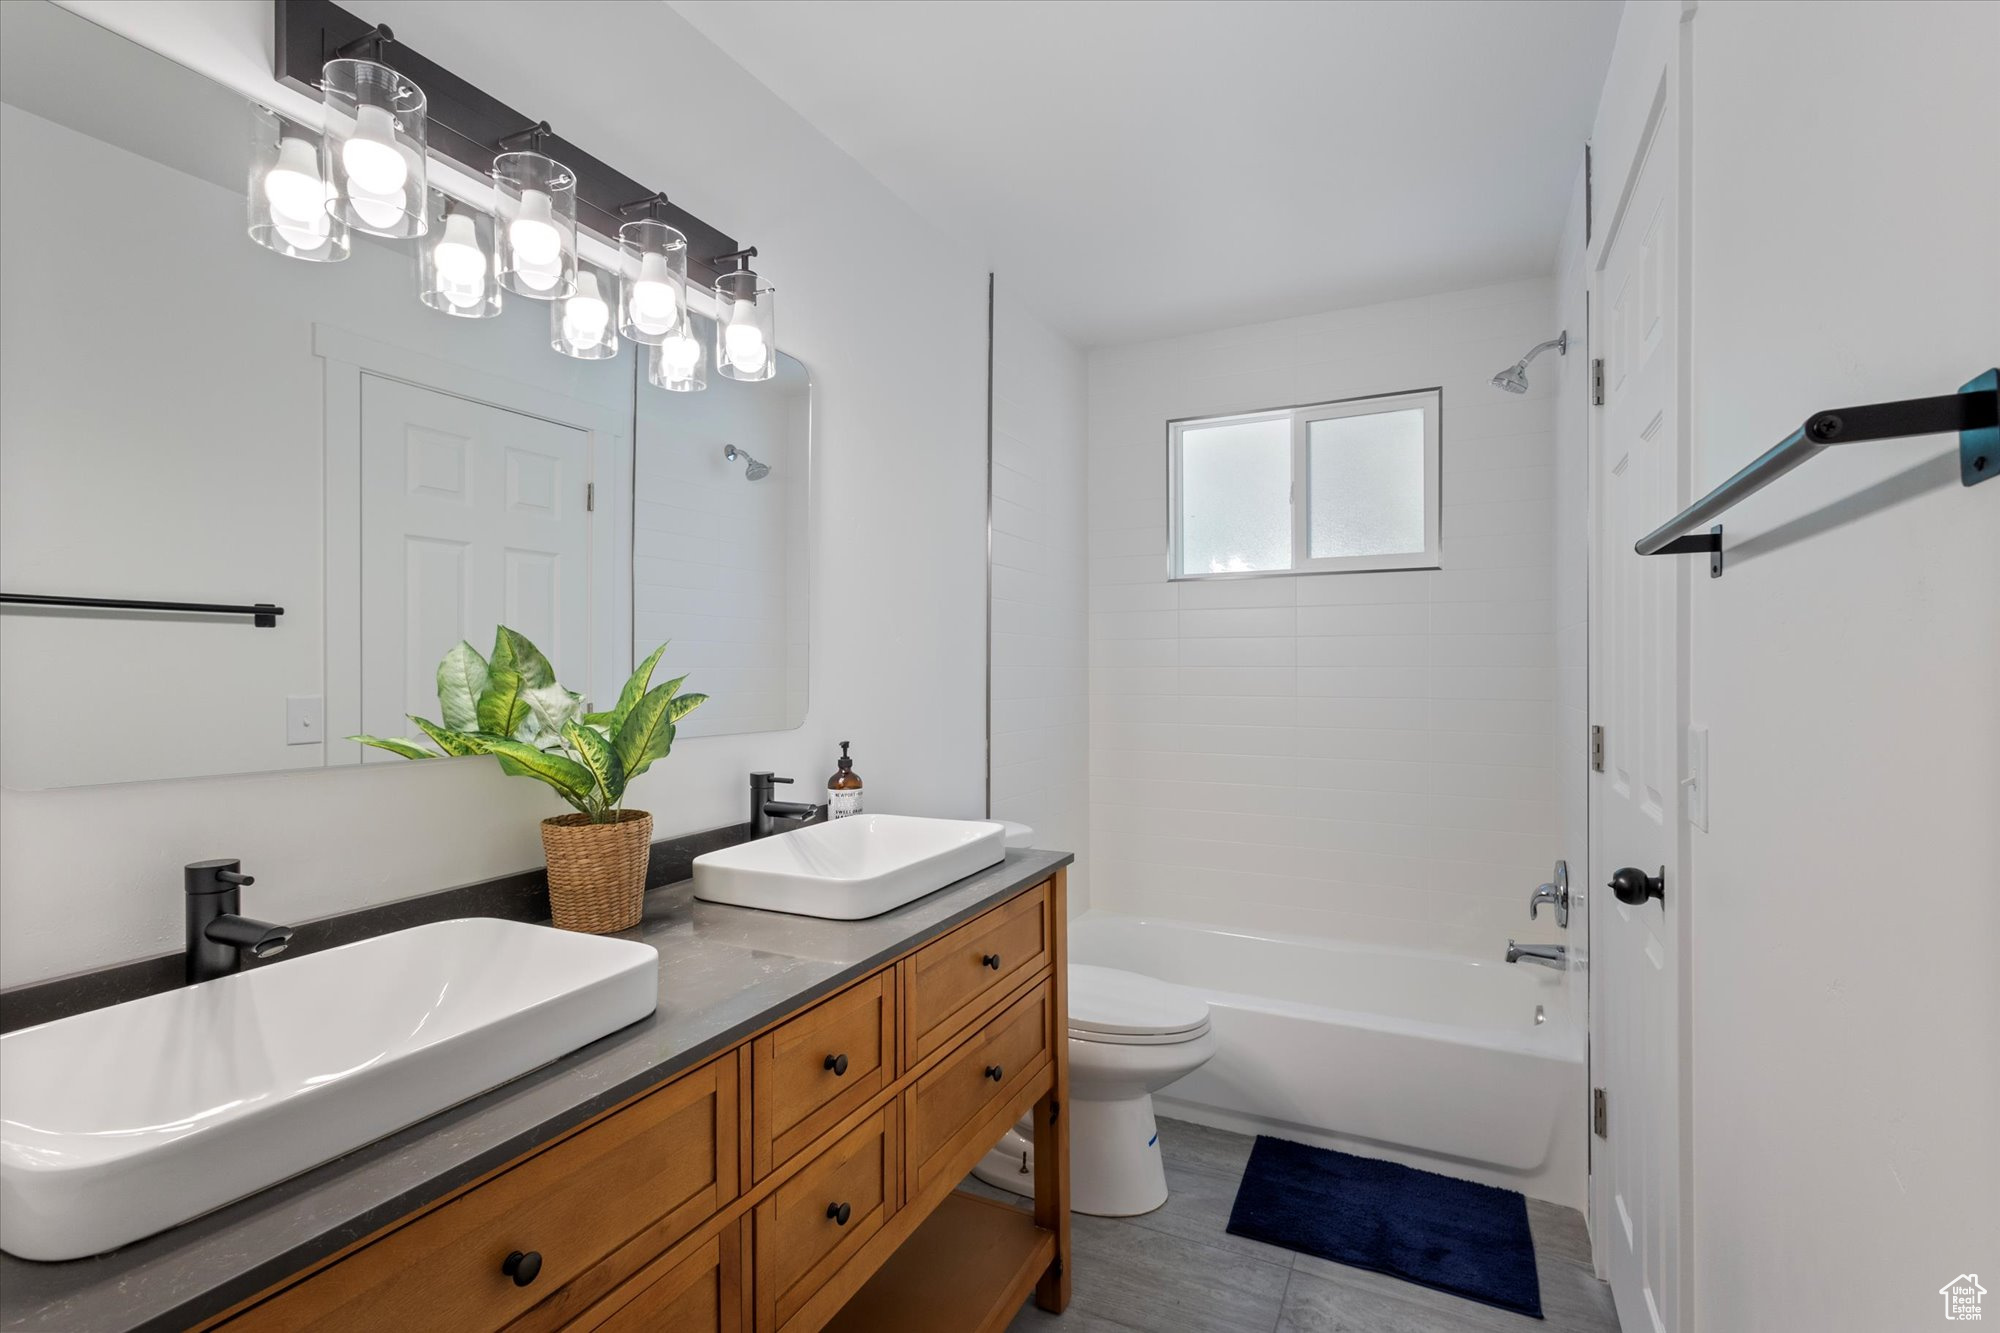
1178, 418, 1292, 575
1309, 409, 1426, 558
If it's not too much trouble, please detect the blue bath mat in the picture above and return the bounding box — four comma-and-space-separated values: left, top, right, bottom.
1226, 1136, 1543, 1319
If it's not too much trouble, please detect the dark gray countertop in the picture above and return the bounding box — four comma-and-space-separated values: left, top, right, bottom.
0, 849, 1070, 1333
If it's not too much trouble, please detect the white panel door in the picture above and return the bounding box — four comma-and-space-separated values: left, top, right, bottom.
360, 374, 590, 750
1590, 83, 1685, 1333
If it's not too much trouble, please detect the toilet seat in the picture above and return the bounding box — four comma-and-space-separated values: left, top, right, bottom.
1067, 964, 1210, 1046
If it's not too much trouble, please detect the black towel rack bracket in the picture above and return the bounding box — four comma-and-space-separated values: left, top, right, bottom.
1637, 368, 1998, 576
1652, 525, 1726, 579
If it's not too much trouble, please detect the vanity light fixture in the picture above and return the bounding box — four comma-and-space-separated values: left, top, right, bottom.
493, 125, 576, 299
648, 313, 708, 393
616, 201, 688, 346
265, 1, 778, 375
713, 249, 775, 383
552, 264, 619, 359
246, 105, 349, 262
417, 190, 500, 317
318, 29, 428, 239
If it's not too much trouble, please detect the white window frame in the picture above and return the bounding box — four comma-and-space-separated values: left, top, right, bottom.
1167, 387, 1442, 580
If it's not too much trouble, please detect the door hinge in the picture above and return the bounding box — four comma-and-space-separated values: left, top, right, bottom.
1593, 1087, 1609, 1138
585, 481, 595, 512
1591, 358, 1606, 406
1590, 724, 1605, 773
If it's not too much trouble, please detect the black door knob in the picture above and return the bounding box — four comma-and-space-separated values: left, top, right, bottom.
502, 1250, 542, 1287
824, 1052, 849, 1076
1609, 866, 1665, 906
827, 1201, 852, 1226
982, 953, 1002, 970
985, 1064, 1005, 1082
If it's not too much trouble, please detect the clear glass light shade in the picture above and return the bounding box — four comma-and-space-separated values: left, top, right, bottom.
417, 192, 501, 318
647, 314, 708, 392
714, 270, 776, 382
246, 105, 349, 262
616, 220, 688, 345
552, 265, 620, 359
493, 151, 576, 300
319, 58, 427, 239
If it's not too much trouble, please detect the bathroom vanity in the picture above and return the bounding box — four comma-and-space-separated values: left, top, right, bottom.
0, 854, 1072, 1333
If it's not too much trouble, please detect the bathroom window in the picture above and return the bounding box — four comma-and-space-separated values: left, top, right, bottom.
1168, 388, 1441, 578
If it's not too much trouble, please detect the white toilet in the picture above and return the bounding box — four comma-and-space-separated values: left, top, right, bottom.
974, 961, 1216, 1216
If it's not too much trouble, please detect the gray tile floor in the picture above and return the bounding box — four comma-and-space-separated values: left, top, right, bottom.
977, 1117, 1620, 1333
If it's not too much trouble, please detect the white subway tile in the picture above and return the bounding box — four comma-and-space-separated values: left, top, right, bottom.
1179, 606, 1298, 638
1180, 636, 1298, 667
1175, 577, 1299, 610
1179, 666, 1297, 697
1296, 634, 1429, 667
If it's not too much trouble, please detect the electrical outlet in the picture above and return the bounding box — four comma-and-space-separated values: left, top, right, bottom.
287, 695, 324, 746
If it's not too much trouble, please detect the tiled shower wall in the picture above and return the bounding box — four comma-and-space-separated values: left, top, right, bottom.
1086, 278, 1564, 955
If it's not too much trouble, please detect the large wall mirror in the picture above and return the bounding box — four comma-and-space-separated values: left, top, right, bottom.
0, 3, 810, 790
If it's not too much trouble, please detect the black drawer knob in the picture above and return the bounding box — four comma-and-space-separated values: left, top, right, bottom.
502, 1250, 542, 1287
824, 1052, 849, 1076
985, 1064, 1005, 1082
982, 953, 1002, 970
827, 1201, 852, 1226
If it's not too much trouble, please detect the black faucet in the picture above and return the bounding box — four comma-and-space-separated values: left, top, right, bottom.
185, 859, 295, 984
750, 772, 824, 839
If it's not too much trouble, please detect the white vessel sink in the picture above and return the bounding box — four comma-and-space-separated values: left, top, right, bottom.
693, 815, 1007, 919
0, 918, 657, 1262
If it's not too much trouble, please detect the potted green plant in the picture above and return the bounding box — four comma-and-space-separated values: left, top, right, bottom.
352, 627, 706, 933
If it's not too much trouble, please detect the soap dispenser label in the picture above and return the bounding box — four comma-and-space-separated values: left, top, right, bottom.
829, 789, 862, 819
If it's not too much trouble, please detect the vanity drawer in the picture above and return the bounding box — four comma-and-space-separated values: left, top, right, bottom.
906, 979, 1054, 1195
559, 1221, 746, 1333
753, 1104, 899, 1333
901, 882, 1051, 1066
226, 1055, 737, 1333
752, 971, 895, 1179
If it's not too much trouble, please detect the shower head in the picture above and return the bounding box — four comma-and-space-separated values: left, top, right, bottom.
723, 444, 770, 481
1490, 331, 1567, 394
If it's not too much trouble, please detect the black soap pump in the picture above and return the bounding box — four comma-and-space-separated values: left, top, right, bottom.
827, 742, 863, 819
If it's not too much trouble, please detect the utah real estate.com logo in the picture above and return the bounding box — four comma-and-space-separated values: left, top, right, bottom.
1940, 1274, 1987, 1322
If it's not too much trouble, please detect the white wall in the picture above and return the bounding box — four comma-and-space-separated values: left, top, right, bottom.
988, 282, 1090, 911
1681, 2, 1999, 1328
1085, 279, 1563, 955
1, 0, 991, 986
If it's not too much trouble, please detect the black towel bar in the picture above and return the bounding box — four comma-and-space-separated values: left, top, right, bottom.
1636, 369, 1998, 577
0, 594, 284, 627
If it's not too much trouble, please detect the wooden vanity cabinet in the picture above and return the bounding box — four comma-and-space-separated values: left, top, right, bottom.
209, 868, 1070, 1333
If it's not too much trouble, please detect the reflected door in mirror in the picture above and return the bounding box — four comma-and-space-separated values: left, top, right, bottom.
358, 377, 591, 753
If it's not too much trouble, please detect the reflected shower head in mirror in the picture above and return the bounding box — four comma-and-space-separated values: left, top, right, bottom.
1490, 331, 1567, 394
723, 444, 770, 481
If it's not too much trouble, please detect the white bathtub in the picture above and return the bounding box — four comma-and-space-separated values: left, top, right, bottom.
1068, 913, 1586, 1205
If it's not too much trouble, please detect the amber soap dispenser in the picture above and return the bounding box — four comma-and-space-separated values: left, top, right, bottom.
827, 742, 863, 819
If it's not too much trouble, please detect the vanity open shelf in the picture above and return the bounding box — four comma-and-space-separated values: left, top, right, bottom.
191, 870, 1072, 1333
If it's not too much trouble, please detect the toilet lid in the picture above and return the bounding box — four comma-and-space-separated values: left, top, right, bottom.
1067, 964, 1210, 1038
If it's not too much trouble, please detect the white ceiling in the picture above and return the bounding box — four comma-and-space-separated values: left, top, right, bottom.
669, 0, 1621, 347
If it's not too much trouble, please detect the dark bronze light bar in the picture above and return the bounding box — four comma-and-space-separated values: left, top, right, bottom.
271, 0, 745, 290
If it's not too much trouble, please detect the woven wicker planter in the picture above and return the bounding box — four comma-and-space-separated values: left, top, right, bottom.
540, 810, 652, 934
